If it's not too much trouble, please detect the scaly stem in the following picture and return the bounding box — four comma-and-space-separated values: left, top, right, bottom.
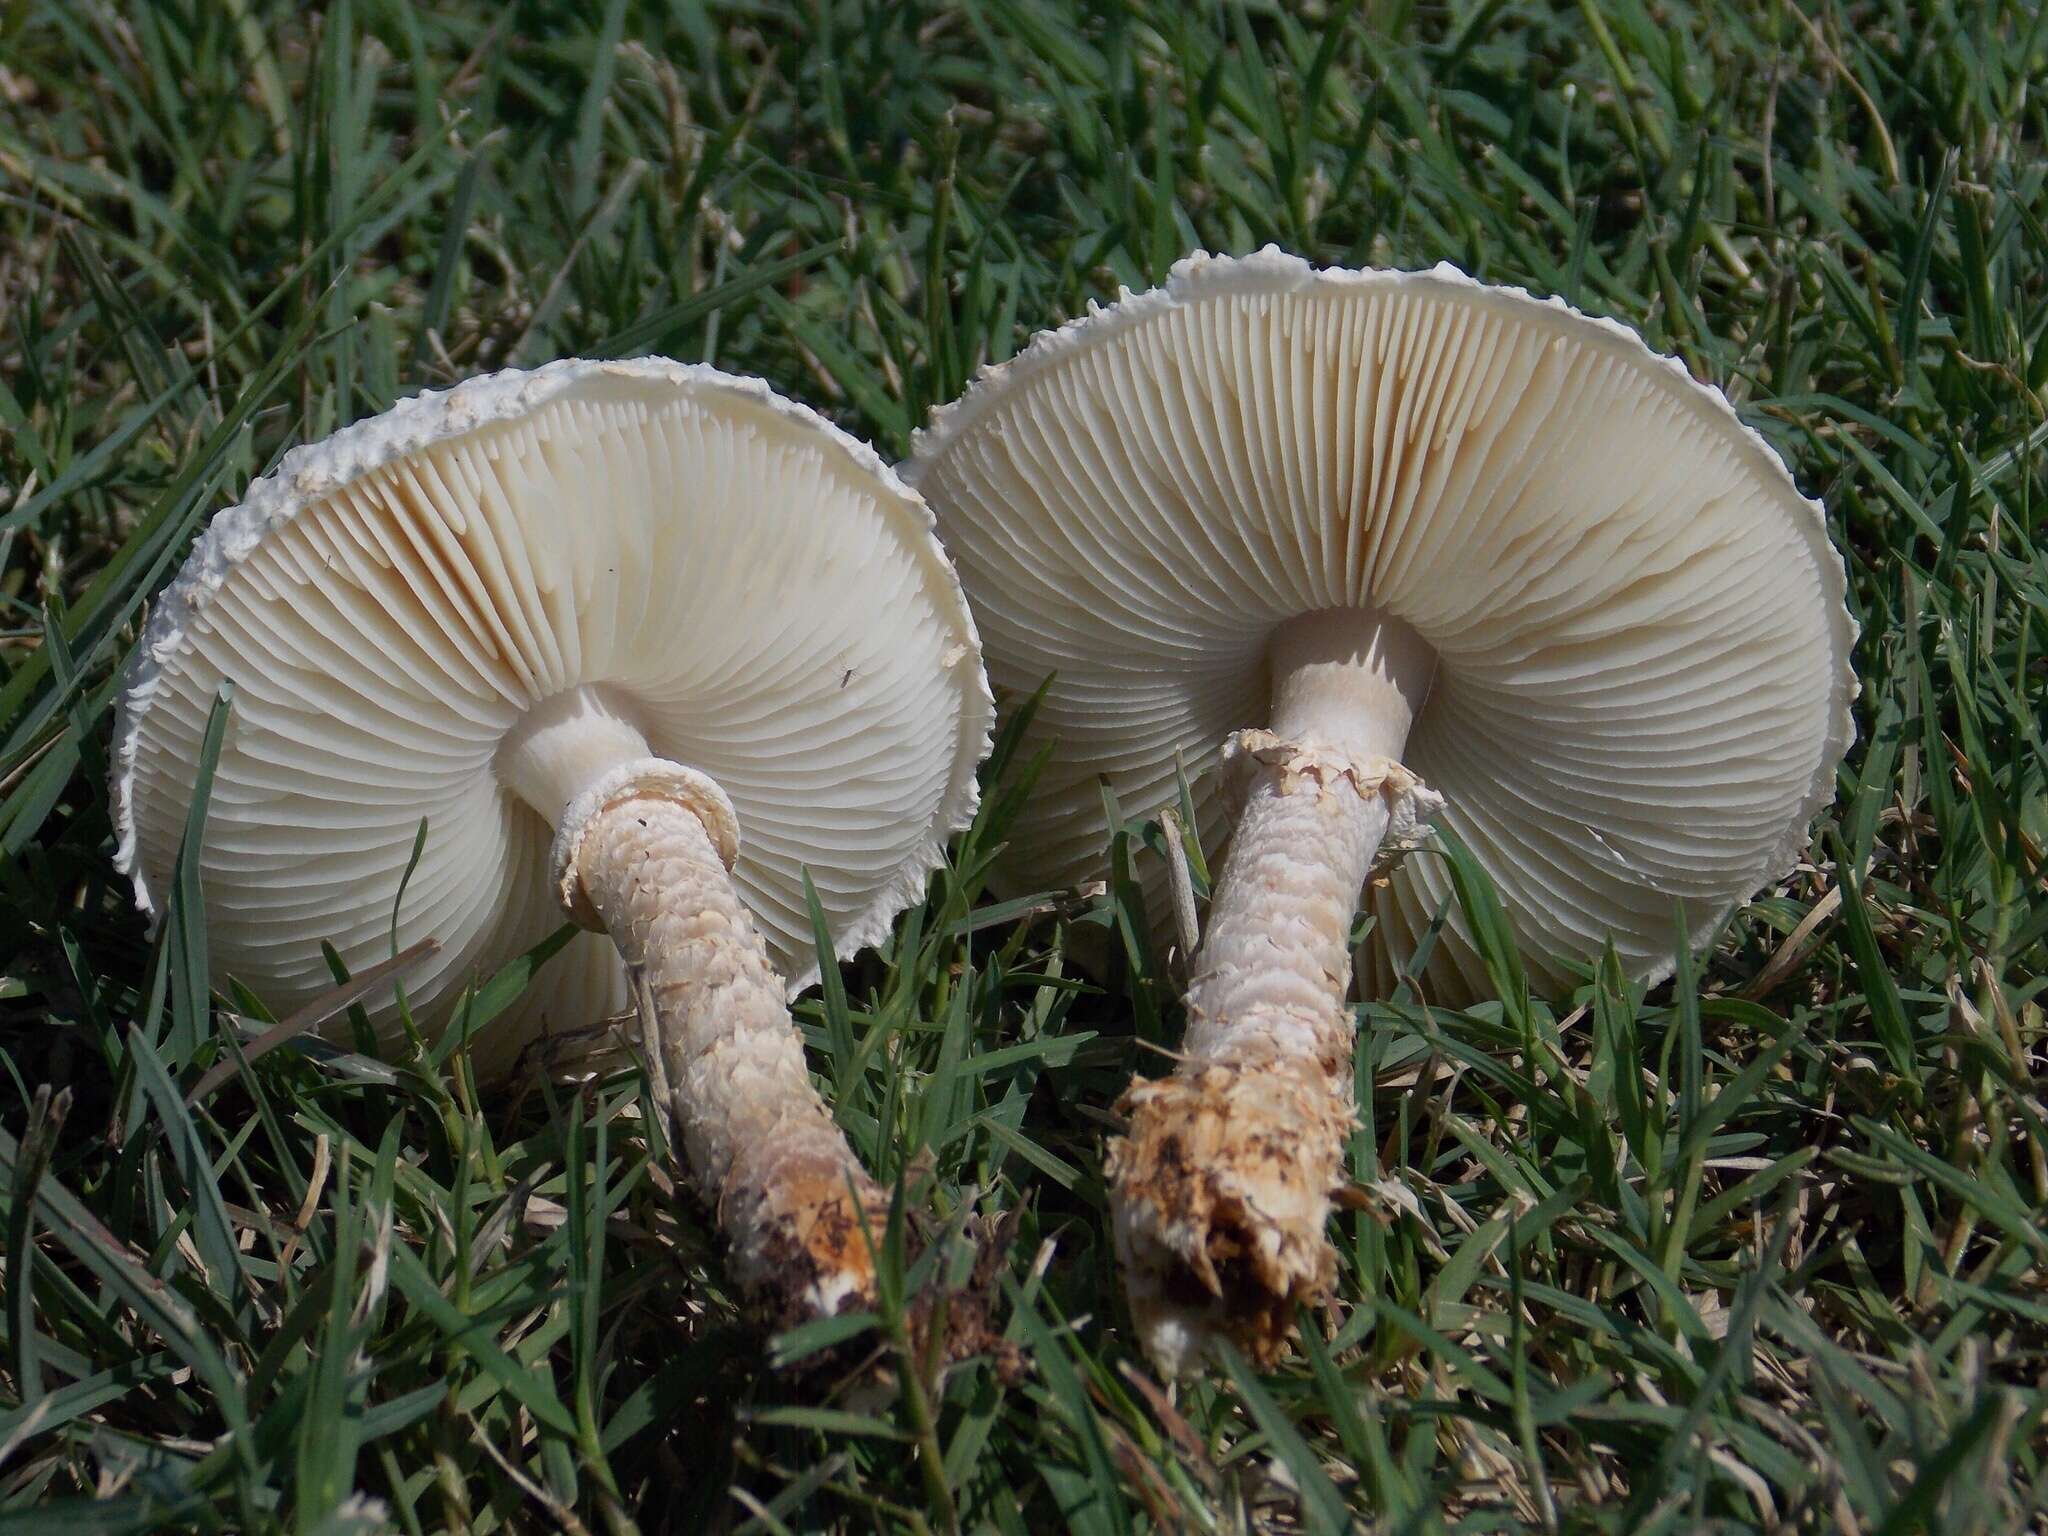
1107, 608, 1439, 1375
568, 773, 889, 1321
502, 690, 891, 1323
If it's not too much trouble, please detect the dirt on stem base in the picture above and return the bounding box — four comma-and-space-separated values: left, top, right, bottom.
1109, 1057, 1354, 1372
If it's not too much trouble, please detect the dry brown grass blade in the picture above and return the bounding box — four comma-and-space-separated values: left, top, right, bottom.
1740, 885, 1843, 1001
183, 937, 441, 1104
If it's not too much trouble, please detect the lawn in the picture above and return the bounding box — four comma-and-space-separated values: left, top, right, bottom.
1, 0, 2045, 1530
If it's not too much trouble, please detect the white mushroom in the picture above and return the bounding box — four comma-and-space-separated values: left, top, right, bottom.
114, 358, 992, 1319
906, 249, 1856, 1374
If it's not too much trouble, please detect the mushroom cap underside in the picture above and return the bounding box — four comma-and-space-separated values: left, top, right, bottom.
114, 358, 992, 1074
907, 248, 1856, 996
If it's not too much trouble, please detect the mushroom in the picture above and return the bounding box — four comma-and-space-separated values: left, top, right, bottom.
906, 249, 1856, 1373
114, 358, 992, 1320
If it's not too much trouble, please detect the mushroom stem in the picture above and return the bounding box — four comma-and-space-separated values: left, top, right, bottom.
560, 764, 889, 1322
498, 685, 656, 826
1108, 607, 1438, 1375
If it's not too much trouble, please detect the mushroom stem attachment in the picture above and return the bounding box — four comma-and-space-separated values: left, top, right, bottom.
558, 762, 889, 1321
497, 685, 656, 826
1107, 607, 1439, 1375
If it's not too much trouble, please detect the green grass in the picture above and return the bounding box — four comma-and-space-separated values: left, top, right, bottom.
2, 0, 2045, 1529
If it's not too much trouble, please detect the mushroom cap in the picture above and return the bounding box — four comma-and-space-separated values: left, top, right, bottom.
113, 359, 992, 1075
906, 249, 1856, 996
